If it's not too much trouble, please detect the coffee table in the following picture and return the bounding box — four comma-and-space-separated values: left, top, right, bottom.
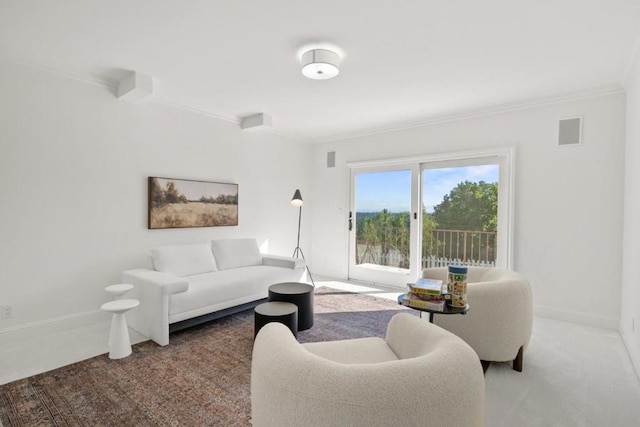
254, 301, 298, 338
397, 294, 469, 323
268, 282, 314, 331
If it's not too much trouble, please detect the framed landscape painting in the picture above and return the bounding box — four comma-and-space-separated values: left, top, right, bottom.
148, 177, 238, 229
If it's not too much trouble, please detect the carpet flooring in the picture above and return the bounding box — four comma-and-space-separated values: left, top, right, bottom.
0, 288, 410, 426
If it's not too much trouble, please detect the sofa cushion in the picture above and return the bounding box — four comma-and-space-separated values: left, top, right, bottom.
151, 244, 217, 277
211, 238, 262, 270
169, 265, 292, 319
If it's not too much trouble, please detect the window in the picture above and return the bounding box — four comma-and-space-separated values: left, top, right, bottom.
422, 162, 499, 268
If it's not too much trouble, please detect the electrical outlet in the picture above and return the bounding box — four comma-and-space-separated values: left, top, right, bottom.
1, 304, 13, 319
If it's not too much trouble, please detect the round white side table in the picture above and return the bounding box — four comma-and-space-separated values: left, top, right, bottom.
105, 283, 134, 298
100, 299, 139, 359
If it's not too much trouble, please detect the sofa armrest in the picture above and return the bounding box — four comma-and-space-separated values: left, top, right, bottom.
262, 255, 305, 270
122, 268, 189, 295
385, 312, 461, 359
121, 269, 189, 346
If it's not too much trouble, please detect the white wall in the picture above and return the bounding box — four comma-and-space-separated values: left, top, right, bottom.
0, 59, 312, 336
621, 57, 640, 371
310, 93, 626, 328
0, 54, 629, 344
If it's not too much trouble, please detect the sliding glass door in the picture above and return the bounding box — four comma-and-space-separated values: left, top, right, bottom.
349, 165, 420, 286
348, 148, 513, 288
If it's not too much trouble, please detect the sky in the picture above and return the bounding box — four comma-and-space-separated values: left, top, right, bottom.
355, 164, 499, 213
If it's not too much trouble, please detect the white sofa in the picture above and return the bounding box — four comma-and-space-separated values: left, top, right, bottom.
423, 266, 533, 371
122, 238, 307, 346
251, 313, 485, 427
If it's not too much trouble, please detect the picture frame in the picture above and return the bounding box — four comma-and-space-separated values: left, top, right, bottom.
148, 177, 238, 229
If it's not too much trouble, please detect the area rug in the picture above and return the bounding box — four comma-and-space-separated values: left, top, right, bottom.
0, 287, 411, 426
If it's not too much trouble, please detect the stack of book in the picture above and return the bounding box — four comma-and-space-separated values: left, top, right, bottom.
401, 278, 448, 311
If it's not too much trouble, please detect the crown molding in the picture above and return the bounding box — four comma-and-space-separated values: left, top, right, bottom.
147, 98, 314, 143
265, 129, 315, 144
0, 48, 116, 90
1, 49, 625, 145
0, 51, 312, 142
149, 96, 240, 125
0, 49, 245, 126
313, 84, 625, 144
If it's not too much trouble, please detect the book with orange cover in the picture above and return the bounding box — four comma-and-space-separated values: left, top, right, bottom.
401, 293, 445, 311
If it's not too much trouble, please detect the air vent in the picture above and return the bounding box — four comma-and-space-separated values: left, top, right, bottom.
558, 117, 582, 146
327, 151, 336, 168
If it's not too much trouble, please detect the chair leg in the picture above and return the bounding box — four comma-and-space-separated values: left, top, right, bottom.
513, 346, 524, 372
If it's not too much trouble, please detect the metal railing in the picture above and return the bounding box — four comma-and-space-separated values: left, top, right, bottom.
424, 229, 496, 264
356, 228, 497, 268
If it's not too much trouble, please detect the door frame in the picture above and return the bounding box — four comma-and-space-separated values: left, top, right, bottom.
347, 146, 515, 287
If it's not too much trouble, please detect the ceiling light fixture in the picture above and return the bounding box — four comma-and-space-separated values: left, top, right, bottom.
301, 49, 340, 80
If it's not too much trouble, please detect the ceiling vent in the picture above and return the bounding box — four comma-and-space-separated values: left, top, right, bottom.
241, 113, 272, 130
117, 71, 153, 102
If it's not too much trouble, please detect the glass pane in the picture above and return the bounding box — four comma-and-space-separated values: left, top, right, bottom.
422, 165, 499, 268
354, 170, 411, 271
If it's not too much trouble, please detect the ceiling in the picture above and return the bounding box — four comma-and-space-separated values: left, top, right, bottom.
2, 0, 640, 143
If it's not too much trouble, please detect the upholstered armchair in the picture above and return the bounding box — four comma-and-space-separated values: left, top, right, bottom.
422, 267, 533, 372
251, 312, 485, 427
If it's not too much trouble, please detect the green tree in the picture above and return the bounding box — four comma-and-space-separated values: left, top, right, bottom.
432, 181, 497, 232
356, 210, 410, 266
164, 181, 187, 204
150, 178, 166, 208
361, 217, 378, 245
422, 209, 439, 257
372, 209, 402, 256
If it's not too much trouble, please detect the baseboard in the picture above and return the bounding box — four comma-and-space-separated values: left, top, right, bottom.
0, 309, 110, 345
620, 328, 640, 381
534, 304, 619, 330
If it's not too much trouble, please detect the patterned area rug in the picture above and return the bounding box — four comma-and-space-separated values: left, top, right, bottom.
0, 287, 411, 426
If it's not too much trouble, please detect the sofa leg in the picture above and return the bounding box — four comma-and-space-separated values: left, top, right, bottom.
513, 346, 524, 372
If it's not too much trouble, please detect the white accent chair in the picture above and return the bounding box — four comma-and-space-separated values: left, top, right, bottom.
423, 267, 533, 372
251, 313, 485, 427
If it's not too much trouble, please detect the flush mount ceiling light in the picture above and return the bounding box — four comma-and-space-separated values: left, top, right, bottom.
301, 49, 340, 80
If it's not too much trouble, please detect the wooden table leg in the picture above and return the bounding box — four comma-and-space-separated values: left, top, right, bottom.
513, 346, 524, 372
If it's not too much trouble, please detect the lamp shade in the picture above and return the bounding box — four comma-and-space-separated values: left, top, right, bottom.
291, 189, 303, 207
301, 49, 340, 80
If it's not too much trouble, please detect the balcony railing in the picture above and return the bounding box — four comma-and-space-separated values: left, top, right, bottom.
356, 228, 497, 269
424, 229, 496, 264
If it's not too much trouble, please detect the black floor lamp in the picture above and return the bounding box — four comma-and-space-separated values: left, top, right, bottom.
291, 189, 315, 286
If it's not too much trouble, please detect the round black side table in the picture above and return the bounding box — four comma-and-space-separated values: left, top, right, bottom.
254, 301, 298, 338
268, 282, 314, 331
397, 293, 469, 323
